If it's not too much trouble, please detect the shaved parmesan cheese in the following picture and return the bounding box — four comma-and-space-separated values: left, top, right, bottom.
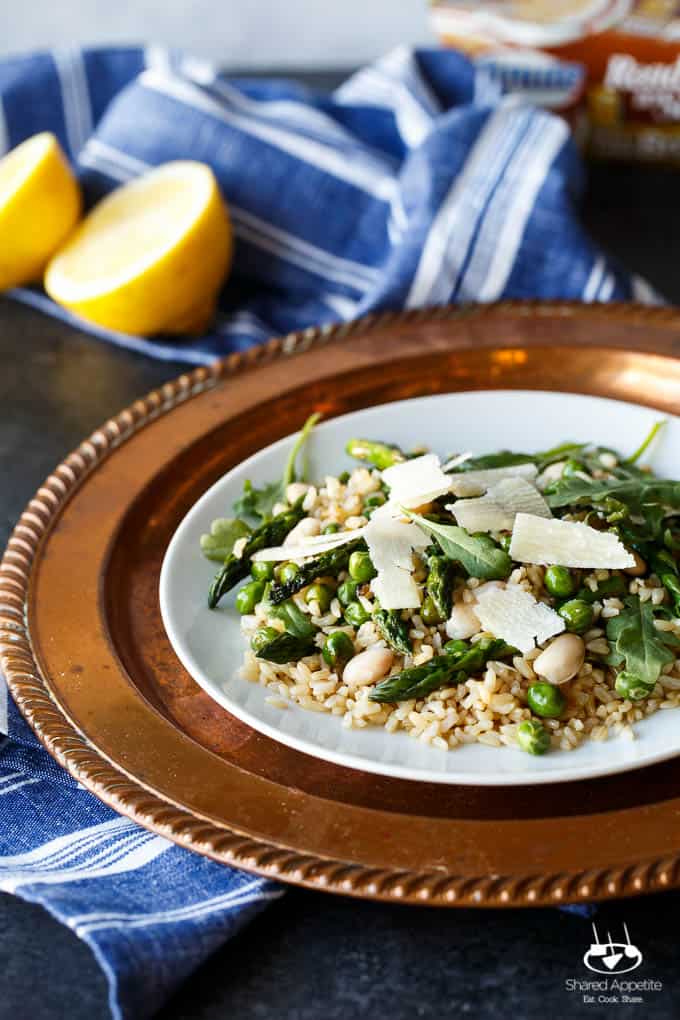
371, 569, 422, 610
475, 585, 565, 654
449, 462, 538, 498
442, 451, 473, 471
381, 453, 451, 507
364, 516, 429, 610
364, 517, 429, 570
448, 477, 551, 533
509, 513, 635, 569
251, 527, 365, 562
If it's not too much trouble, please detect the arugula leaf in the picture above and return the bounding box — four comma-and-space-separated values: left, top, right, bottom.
626, 419, 666, 465
233, 412, 321, 525
232, 479, 282, 525
450, 451, 534, 473
405, 509, 512, 580
546, 475, 680, 518
606, 596, 679, 688
447, 442, 586, 475
200, 517, 251, 563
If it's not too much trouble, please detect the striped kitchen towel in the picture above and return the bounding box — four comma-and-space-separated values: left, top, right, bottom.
0, 45, 644, 365
0, 674, 282, 1019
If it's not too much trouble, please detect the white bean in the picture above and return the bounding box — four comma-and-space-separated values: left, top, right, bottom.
533, 633, 585, 685
342, 647, 394, 690
446, 604, 481, 641
284, 517, 321, 546
286, 482, 310, 504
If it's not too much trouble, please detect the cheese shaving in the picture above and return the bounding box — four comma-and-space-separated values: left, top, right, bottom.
251, 528, 365, 562
381, 453, 451, 506
364, 515, 429, 610
448, 462, 538, 498
475, 584, 565, 654
448, 477, 551, 533
509, 513, 636, 569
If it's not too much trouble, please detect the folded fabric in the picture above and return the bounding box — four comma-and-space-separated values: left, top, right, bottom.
0, 44, 638, 365
0, 43, 623, 1019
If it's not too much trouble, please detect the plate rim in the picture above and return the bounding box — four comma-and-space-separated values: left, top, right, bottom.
5, 300, 680, 908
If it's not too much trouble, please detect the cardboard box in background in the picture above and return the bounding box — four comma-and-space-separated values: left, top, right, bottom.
431, 1, 680, 164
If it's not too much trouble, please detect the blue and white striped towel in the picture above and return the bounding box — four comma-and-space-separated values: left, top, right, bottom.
1, 43, 629, 1019
0, 44, 641, 366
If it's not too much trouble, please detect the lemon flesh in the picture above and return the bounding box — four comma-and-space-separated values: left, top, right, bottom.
45, 161, 232, 335
0, 132, 82, 289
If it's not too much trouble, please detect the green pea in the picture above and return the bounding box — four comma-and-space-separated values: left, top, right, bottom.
322, 522, 340, 535
558, 598, 594, 633
250, 626, 279, 654
337, 579, 359, 607
363, 492, 386, 512
615, 671, 654, 702
344, 601, 370, 627
322, 631, 354, 670
544, 565, 574, 599
498, 534, 512, 553
421, 596, 443, 626
517, 719, 551, 755
443, 639, 468, 657
338, 471, 350, 484
235, 580, 266, 615
275, 562, 299, 584
527, 682, 565, 719
348, 550, 376, 583
305, 583, 333, 613
251, 560, 275, 582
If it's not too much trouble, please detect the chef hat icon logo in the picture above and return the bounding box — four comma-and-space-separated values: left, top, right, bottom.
584, 923, 643, 975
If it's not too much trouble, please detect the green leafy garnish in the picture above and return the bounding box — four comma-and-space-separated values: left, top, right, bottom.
404, 509, 512, 581
606, 596, 680, 688
626, 420, 666, 465
200, 518, 252, 563
233, 413, 321, 524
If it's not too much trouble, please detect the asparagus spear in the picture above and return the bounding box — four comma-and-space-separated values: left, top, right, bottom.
345, 438, 406, 470
208, 498, 305, 608
267, 537, 366, 605
255, 631, 317, 664
369, 638, 514, 703
425, 553, 454, 620
374, 608, 412, 655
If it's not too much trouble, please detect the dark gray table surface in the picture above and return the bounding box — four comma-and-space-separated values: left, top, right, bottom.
2, 69, 680, 1020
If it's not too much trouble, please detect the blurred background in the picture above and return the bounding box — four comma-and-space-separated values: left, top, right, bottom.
1, 0, 433, 68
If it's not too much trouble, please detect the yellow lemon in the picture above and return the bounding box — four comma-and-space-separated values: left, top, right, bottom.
0, 132, 82, 289
45, 161, 233, 335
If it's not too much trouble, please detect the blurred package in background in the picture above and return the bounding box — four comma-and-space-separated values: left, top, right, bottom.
430, 1, 680, 164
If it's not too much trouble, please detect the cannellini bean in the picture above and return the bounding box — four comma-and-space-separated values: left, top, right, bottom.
624, 550, 647, 577
286, 482, 310, 504
284, 517, 321, 546
446, 604, 481, 641
533, 633, 585, 685
343, 647, 394, 690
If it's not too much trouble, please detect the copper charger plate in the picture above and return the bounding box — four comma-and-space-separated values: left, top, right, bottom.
4, 301, 680, 908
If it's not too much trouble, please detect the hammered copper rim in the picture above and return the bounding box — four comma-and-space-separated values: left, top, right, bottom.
4, 302, 680, 908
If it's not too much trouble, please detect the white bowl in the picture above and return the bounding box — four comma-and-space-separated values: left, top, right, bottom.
160, 389, 680, 785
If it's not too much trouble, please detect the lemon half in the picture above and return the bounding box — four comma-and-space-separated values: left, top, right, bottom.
45, 161, 232, 335
0, 132, 81, 289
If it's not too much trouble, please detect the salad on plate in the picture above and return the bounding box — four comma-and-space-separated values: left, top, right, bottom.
202, 415, 680, 757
